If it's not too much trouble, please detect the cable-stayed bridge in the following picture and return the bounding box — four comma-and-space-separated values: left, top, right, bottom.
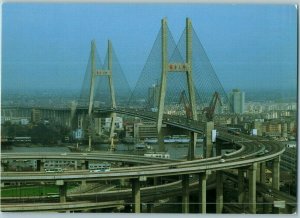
1, 18, 291, 214
75, 18, 231, 155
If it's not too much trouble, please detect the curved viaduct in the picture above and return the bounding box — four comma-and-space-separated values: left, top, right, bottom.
1, 107, 287, 214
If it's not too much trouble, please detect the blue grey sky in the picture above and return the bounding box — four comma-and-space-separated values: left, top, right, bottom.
2, 3, 297, 92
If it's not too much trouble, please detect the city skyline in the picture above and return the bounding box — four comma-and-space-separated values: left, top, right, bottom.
2, 4, 297, 93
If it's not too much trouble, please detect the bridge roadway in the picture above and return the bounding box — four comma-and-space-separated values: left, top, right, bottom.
1, 177, 217, 212
1, 200, 126, 212
2, 167, 295, 213
1, 106, 286, 213
1, 152, 179, 165
1, 131, 284, 182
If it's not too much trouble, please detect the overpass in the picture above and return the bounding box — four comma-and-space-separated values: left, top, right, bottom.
2, 127, 286, 214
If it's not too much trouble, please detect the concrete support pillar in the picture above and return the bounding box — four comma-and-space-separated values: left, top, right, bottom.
248, 163, 257, 214
182, 174, 190, 213
198, 172, 207, 213
272, 157, 280, 190
84, 160, 89, 170
260, 162, 266, 184
81, 160, 88, 170
74, 161, 78, 170
216, 140, 222, 156
131, 178, 141, 213
204, 121, 214, 158
238, 169, 245, 207
216, 171, 223, 213
81, 180, 87, 187
81, 160, 88, 187
256, 163, 261, 182
109, 113, 117, 151
187, 131, 197, 161
56, 180, 67, 203
37, 160, 45, 172
37, 160, 41, 171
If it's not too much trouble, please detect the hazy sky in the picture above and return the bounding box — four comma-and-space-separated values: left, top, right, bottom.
2, 3, 297, 92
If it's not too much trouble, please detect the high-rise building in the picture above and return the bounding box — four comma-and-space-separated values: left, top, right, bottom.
148, 84, 160, 109
229, 89, 245, 114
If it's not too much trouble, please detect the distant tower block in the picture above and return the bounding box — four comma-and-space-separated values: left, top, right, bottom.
229, 89, 245, 114
281, 122, 287, 138
156, 18, 198, 156
148, 84, 160, 109
87, 40, 117, 152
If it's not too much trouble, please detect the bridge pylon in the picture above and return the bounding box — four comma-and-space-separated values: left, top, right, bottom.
87, 40, 117, 152
157, 18, 198, 157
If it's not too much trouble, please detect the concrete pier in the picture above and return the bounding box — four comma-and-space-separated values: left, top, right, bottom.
272, 157, 280, 190
131, 178, 141, 213
216, 140, 222, 156
188, 131, 197, 160
260, 162, 266, 184
37, 160, 45, 172
204, 121, 214, 158
56, 180, 67, 203
248, 163, 257, 214
238, 169, 245, 207
216, 171, 223, 213
80, 160, 88, 186
182, 174, 190, 213
198, 172, 207, 213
